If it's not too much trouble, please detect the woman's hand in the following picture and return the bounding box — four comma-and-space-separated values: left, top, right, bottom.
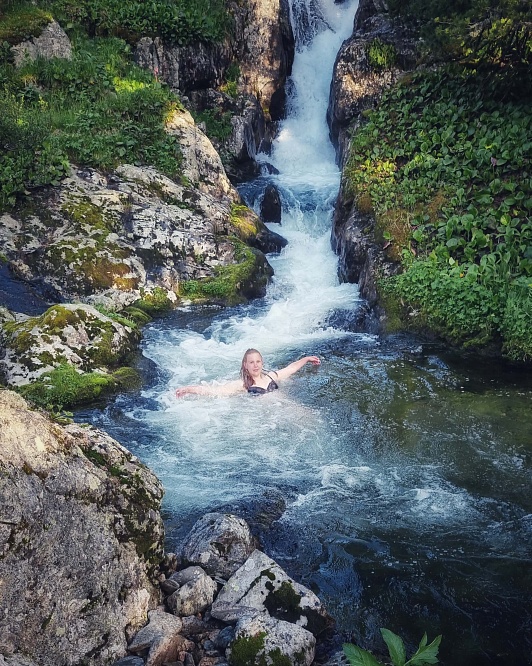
306, 355, 321, 366
175, 386, 203, 398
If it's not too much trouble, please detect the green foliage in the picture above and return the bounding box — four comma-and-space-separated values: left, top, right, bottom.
19, 363, 116, 410
38, 0, 230, 46
193, 107, 233, 142
0, 33, 183, 210
345, 66, 532, 359
343, 629, 442, 666
386, 0, 531, 97
0, 3, 52, 44
133, 286, 174, 314
367, 38, 398, 70
220, 61, 240, 98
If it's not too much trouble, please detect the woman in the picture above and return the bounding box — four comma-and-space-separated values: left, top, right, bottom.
175, 348, 321, 398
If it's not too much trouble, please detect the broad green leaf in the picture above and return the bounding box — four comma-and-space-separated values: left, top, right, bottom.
343, 643, 385, 666
405, 634, 442, 666
380, 628, 406, 666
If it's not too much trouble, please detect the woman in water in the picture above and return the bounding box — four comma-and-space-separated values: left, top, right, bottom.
175, 348, 320, 397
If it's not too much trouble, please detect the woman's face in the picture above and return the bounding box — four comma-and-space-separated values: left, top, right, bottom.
244, 352, 263, 377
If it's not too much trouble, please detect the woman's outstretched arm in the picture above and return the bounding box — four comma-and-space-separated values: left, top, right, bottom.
175, 379, 243, 398
274, 356, 321, 381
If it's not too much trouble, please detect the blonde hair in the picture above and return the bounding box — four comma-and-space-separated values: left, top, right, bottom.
240, 348, 262, 390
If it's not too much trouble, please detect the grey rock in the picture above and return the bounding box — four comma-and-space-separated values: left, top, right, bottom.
12, 20, 72, 67
178, 513, 257, 578
0, 391, 164, 666
0, 303, 140, 387
112, 658, 145, 666
211, 550, 332, 636
227, 614, 316, 666
321, 651, 349, 666
128, 609, 188, 666
327, 0, 418, 164
167, 569, 217, 616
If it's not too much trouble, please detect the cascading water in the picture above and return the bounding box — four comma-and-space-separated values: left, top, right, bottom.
78, 1, 532, 663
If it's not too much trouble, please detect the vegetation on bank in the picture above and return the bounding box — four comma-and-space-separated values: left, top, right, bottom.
0, 0, 234, 212
345, 1, 532, 360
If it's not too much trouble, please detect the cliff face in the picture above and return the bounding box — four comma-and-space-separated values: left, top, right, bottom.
0, 391, 165, 666
328, 0, 418, 320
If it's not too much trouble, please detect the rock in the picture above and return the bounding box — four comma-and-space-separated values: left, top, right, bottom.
0, 303, 140, 387
327, 0, 418, 164
321, 651, 349, 666
0, 391, 164, 666
165, 108, 236, 201
260, 184, 282, 224
166, 567, 218, 616
178, 513, 258, 579
134, 36, 230, 96
128, 609, 189, 666
12, 20, 72, 67
0, 161, 273, 308
112, 658, 145, 666
236, 0, 295, 116
227, 613, 316, 666
329, 0, 415, 319
211, 550, 332, 636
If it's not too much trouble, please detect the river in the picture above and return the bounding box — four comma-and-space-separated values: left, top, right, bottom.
77, 0, 532, 663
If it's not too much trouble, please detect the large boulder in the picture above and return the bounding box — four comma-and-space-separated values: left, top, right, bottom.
0, 303, 140, 387
327, 0, 418, 164
211, 550, 333, 636
0, 159, 273, 308
227, 613, 316, 666
11, 20, 72, 67
0, 391, 164, 666
178, 513, 258, 579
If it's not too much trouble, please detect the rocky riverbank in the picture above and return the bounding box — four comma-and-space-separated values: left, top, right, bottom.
0, 390, 345, 666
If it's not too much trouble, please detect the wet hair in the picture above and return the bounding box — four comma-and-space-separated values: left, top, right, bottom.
240, 348, 262, 390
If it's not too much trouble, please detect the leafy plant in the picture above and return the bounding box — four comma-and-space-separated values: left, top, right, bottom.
343, 628, 442, 666
367, 38, 398, 70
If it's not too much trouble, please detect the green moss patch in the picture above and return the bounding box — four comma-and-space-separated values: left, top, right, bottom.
0, 5, 53, 45
133, 286, 174, 314
19, 363, 116, 409
180, 238, 268, 305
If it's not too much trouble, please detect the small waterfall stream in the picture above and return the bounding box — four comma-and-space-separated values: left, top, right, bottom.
78, 1, 532, 663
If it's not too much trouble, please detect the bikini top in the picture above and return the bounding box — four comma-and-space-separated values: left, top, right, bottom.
247, 373, 279, 395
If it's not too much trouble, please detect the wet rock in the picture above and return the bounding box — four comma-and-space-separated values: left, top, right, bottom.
166, 567, 218, 616
227, 613, 316, 666
178, 513, 258, 579
12, 20, 72, 67
211, 550, 332, 636
260, 184, 282, 224
0, 391, 164, 666
0, 159, 272, 308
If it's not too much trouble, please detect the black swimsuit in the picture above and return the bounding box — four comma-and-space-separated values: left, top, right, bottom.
248, 373, 279, 395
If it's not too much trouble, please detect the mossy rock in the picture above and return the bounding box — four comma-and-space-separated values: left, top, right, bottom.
180, 238, 272, 305
19, 364, 117, 409
133, 287, 176, 315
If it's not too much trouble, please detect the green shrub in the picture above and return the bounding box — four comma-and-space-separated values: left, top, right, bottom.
193, 107, 233, 142
345, 66, 532, 359
38, 0, 231, 45
368, 38, 398, 70
0, 34, 184, 210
